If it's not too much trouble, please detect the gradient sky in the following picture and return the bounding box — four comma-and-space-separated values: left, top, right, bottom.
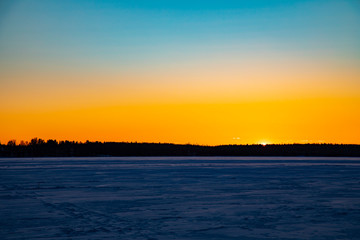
1, 0, 359, 145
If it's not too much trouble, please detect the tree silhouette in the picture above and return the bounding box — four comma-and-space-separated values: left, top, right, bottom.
0, 139, 359, 157
7, 140, 16, 146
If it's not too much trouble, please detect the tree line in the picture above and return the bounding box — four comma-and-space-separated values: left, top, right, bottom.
1, 138, 360, 157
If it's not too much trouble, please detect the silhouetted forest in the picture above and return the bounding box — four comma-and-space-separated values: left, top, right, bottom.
1, 138, 360, 157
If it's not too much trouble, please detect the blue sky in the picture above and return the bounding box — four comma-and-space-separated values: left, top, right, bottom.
1, 0, 359, 73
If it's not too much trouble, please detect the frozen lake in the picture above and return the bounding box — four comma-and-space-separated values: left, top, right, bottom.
1, 157, 360, 239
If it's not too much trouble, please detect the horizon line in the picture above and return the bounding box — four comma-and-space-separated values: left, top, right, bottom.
3, 138, 360, 147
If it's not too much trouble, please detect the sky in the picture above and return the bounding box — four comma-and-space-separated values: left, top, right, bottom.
0, 0, 359, 145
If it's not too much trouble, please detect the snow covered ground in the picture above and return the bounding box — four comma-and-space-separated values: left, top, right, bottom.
1, 157, 360, 239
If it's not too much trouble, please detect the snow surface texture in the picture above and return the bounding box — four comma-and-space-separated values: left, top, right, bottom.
1, 157, 360, 240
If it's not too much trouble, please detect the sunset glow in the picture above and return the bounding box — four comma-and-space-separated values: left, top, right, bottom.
1, 0, 359, 145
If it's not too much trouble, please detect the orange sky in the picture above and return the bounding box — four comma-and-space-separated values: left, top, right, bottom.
1, 97, 359, 145
1, 53, 360, 145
